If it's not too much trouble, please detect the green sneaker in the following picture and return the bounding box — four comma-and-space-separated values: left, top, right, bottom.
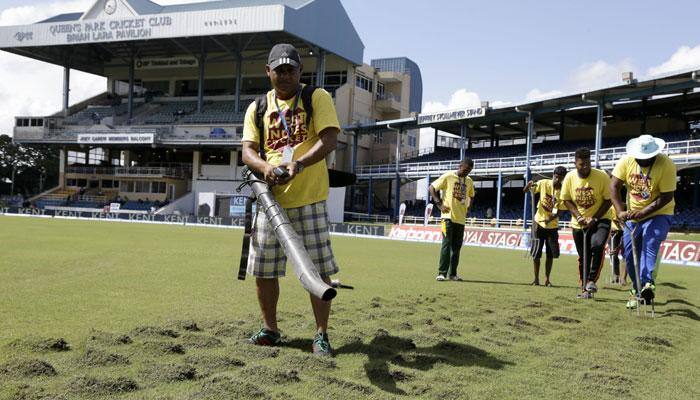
312, 332, 333, 357
248, 328, 281, 346
640, 282, 656, 303
626, 298, 639, 309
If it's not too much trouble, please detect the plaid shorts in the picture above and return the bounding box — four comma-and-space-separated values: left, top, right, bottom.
247, 200, 339, 279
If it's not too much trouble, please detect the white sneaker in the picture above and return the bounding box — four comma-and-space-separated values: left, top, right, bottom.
585, 281, 598, 293
436, 274, 446, 281
449, 275, 464, 281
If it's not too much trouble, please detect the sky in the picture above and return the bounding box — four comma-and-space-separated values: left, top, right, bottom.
1, 0, 700, 139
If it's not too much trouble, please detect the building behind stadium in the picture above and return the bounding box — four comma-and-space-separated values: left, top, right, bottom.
2, 0, 422, 219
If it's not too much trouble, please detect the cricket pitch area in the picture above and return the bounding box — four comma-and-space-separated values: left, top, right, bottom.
1, 216, 698, 399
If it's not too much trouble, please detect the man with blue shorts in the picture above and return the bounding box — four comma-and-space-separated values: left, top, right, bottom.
610, 135, 676, 308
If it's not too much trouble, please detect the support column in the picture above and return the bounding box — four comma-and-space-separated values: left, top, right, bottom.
522, 112, 534, 228
127, 56, 135, 122
496, 171, 503, 228
62, 67, 70, 117
641, 97, 648, 135
230, 150, 237, 177
197, 53, 206, 113
594, 101, 604, 169
433, 128, 438, 149
367, 176, 373, 215
316, 50, 326, 88
350, 132, 359, 209
192, 150, 201, 212
58, 148, 66, 189
394, 129, 402, 222
351, 132, 359, 174
235, 57, 243, 113
460, 123, 467, 161
694, 169, 700, 209
559, 110, 565, 140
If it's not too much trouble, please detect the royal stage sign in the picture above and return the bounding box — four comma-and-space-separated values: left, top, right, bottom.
388, 225, 700, 267
417, 107, 485, 125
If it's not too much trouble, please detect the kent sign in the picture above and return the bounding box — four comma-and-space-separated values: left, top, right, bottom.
417, 107, 485, 125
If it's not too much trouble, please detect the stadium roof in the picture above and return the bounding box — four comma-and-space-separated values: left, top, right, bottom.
348, 68, 700, 139
0, 0, 364, 74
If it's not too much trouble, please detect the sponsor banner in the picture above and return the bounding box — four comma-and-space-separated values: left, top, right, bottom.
0, 207, 243, 226
417, 107, 485, 125
135, 57, 197, 70
0, 207, 384, 236
329, 223, 385, 237
388, 225, 700, 267
77, 133, 154, 144
229, 195, 248, 216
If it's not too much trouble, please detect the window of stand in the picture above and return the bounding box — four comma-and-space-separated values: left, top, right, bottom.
68, 151, 86, 165
301, 71, 348, 95
201, 151, 231, 165
119, 180, 167, 193
355, 73, 373, 92
88, 148, 107, 165
376, 82, 385, 99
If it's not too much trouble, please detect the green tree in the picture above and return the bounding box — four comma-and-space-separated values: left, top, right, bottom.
0, 134, 59, 197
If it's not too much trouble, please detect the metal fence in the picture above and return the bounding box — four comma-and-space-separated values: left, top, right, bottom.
356, 139, 700, 177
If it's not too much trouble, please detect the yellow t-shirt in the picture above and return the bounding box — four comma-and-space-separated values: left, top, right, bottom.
610, 206, 623, 231
611, 154, 676, 220
242, 86, 340, 209
534, 179, 563, 229
431, 171, 475, 225
560, 168, 613, 229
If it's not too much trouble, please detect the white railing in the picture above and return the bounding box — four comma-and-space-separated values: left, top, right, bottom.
160, 130, 244, 141
351, 213, 577, 230
48, 126, 167, 136
42, 194, 106, 203
356, 139, 700, 175
344, 212, 391, 223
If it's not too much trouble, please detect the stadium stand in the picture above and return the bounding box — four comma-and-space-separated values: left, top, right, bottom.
139, 101, 198, 125
400, 131, 690, 165
179, 102, 245, 124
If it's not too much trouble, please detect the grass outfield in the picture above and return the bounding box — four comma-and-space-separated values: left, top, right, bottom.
667, 231, 700, 241
1, 216, 699, 400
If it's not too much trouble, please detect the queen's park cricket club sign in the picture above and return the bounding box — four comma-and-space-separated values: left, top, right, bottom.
0, 6, 284, 47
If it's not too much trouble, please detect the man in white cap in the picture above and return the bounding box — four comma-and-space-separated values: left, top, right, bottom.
610, 134, 676, 309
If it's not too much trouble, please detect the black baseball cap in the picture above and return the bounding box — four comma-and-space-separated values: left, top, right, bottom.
268, 43, 301, 70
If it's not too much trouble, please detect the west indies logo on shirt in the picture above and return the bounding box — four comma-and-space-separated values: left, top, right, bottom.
575, 186, 596, 209
628, 173, 652, 201
541, 193, 555, 212
453, 180, 467, 202
265, 108, 309, 151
